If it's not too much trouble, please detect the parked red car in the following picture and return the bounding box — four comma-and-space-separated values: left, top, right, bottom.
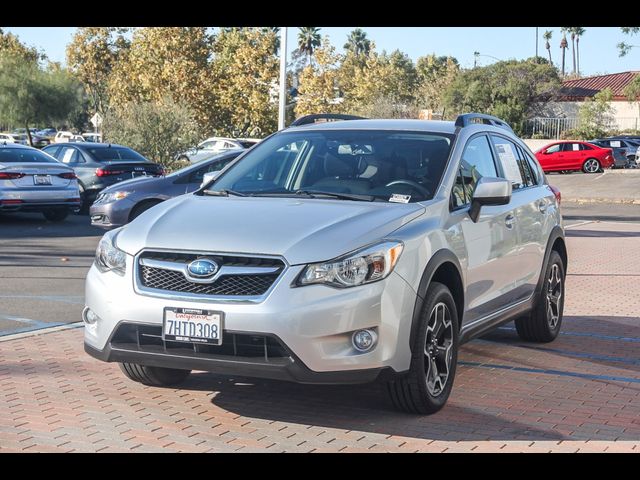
535, 141, 614, 174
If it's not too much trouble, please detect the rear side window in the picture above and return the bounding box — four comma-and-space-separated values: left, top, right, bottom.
490, 135, 536, 190
451, 135, 497, 208
0, 148, 58, 163
86, 147, 147, 162
580, 143, 594, 150
188, 156, 238, 183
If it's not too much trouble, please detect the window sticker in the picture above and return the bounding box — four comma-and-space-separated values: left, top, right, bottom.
61, 148, 75, 163
610, 140, 621, 148
494, 143, 523, 185
572, 143, 580, 151
389, 193, 411, 203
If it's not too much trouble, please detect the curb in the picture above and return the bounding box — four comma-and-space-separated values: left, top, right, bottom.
0, 322, 84, 343
563, 198, 640, 205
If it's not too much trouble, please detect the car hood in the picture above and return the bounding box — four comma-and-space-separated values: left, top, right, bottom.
116, 194, 425, 265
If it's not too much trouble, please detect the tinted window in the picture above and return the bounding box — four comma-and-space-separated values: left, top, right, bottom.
580, 143, 594, 150
59, 147, 81, 164
561, 143, 580, 152
86, 146, 147, 162
239, 140, 258, 148
545, 144, 561, 154
451, 135, 497, 208
0, 147, 58, 163
188, 156, 238, 183
42, 146, 61, 158
210, 130, 454, 203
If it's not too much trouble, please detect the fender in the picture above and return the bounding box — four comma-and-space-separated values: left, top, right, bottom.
409, 249, 464, 351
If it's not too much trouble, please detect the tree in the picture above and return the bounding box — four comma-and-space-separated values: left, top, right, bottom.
66, 27, 131, 114
344, 28, 371, 57
297, 27, 321, 66
618, 27, 640, 57
543, 30, 553, 65
102, 97, 201, 170
0, 28, 41, 62
107, 27, 217, 130
574, 27, 585, 76
623, 76, 640, 126
210, 28, 280, 137
570, 88, 615, 139
559, 29, 569, 76
443, 59, 561, 135
294, 38, 342, 117
0, 57, 83, 145
415, 55, 460, 116
567, 27, 577, 74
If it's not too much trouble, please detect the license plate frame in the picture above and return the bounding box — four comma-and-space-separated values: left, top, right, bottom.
163, 307, 223, 345
34, 174, 52, 185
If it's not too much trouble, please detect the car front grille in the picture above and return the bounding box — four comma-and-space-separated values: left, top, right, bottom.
137, 251, 285, 298
111, 323, 292, 363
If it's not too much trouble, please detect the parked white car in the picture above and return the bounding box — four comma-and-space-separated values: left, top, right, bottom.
82, 132, 102, 143
0, 133, 17, 144
54, 131, 85, 143
177, 137, 260, 164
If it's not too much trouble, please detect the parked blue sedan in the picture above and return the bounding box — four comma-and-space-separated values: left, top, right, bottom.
89, 150, 243, 229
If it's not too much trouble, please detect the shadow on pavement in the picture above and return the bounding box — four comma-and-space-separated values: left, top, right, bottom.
0, 213, 103, 239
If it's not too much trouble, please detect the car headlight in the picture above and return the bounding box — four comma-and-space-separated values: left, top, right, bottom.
95, 230, 127, 275
295, 241, 404, 288
97, 191, 131, 204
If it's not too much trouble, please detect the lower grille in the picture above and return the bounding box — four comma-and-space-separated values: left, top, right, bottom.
111, 323, 291, 363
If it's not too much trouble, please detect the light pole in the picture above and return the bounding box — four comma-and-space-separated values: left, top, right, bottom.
278, 27, 288, 131
536, 27, 539, 61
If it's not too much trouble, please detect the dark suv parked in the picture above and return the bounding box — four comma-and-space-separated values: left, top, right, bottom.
42, 142, 163, 212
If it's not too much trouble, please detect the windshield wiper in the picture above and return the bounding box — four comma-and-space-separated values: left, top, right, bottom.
294, 189, 376, 202
203, 189, 248, 197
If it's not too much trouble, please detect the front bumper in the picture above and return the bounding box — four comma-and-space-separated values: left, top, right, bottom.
84, 258, 417, 383
90, 197, 136, 229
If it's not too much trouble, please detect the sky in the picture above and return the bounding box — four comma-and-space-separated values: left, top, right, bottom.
3, 26, 638, 76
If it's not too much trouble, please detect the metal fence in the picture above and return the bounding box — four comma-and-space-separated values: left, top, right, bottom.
525, 117, 640, 139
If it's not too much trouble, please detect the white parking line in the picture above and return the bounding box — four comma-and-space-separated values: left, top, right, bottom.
594, 170, 608, 181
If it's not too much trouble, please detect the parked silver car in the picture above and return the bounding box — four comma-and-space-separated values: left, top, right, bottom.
177, 137, 259, 164
0, 143, 81, 221
83, 113, 567, 414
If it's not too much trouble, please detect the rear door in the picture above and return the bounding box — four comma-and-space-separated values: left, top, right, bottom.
560, 142, 585, 169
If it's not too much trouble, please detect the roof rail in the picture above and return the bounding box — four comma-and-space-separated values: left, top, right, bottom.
289, 113, 367, 127
454, 113, 513, 132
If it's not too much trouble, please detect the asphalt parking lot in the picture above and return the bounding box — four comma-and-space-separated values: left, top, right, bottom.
0, 206, 639, 452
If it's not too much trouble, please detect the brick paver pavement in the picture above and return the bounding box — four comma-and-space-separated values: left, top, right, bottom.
1, 220, 639, 452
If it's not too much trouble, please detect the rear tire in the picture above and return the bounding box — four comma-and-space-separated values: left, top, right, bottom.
119, 363, 191, 386
42, 209, 69, 222
387, 282, 459, 414
515, 250, 565, 343
78, 184, 89, 214
582, 158, 600, 174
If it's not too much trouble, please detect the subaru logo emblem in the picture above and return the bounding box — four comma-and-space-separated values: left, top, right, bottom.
187, 258, 219, 278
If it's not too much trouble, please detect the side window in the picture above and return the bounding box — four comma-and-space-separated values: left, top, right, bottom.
42, 146, 60, 158
514, 145, 537, 187
59, 147, 79, 164
580, 143, 593, 150
490, 135, 534, 190
188, 157, 237, 183
545, 144, 561, 154
451, 135, 497, 209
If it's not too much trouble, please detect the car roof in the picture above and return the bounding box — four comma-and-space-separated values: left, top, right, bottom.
285, 118, 459, 134
0, 142, 34, 149
61, 142, 128, 149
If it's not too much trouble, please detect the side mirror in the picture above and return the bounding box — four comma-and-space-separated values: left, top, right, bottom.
469, 177, 512, 223
200, 170, 221, 189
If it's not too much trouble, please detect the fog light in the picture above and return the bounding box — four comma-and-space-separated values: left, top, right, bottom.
352, 329, 377, 352
83, 307, 100, 325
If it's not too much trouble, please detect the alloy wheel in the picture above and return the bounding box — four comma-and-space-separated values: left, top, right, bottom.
546, 263, 562, 328
424, 302, 454, 397
583, 159, 600, 173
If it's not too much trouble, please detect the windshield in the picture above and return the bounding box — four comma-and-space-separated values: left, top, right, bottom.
87, 146, 147, 162
0, 147, 58, 163
206, 130, 454, 203
167, 151, 243, 178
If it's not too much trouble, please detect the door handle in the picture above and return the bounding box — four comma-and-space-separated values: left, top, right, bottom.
504, 214, 515, 229
538, 201, 547, 213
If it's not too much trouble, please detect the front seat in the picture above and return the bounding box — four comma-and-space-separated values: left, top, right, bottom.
311, 152, 372, 194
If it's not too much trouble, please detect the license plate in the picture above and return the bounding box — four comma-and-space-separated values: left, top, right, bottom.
132, 172, 147, 178
34, 175, 52, 185
163, 307, 223, 345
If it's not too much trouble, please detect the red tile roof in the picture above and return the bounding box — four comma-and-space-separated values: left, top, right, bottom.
559, 71, 640, 100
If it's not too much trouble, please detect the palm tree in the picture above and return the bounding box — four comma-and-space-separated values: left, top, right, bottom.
261, 26, 280, 55
297, 27, 321, 66
560, 30, 569, 76
344, 28, 371, 56
568, 27, 577, 74
574, 27, 586, 76
543, 30, 553, 65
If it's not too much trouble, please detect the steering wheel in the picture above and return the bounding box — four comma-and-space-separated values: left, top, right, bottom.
385, 179, 431, 197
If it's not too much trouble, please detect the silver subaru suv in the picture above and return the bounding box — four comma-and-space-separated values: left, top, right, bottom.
84, 113, 566, 414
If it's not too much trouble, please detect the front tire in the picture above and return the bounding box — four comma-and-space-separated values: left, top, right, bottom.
515, 250, 565, 343
387, 282, 459, 414
119, 363, 191, 386
42, 209, 69, 222
129, 200, 161, 222
582, 158, 601, 173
